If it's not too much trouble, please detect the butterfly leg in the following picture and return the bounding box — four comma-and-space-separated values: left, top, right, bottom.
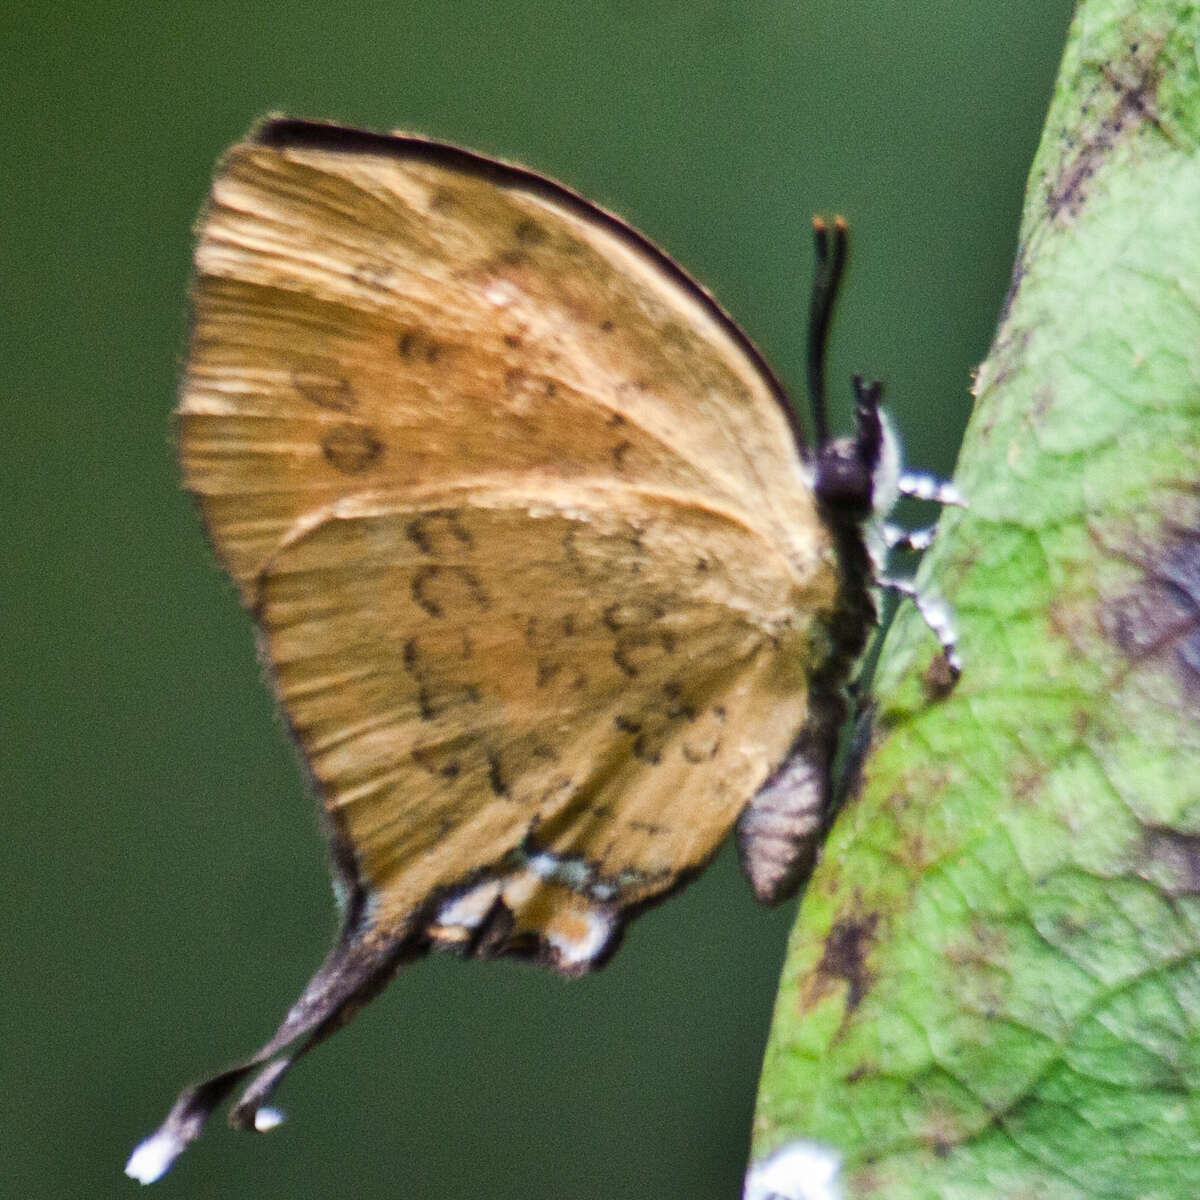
878, 573, 961, 676
879, 467, 964, 675
897, 471, 965, 508
881, 521, 937, 554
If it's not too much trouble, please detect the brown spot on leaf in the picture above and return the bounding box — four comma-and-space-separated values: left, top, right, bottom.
1101, 508, 1200, 703
800, 910, 880, 1018
1047, 45, 1167, 223
1143, 825, 1200, 896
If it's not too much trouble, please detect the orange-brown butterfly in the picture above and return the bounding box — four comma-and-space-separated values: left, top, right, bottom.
127, 117, 960, 1183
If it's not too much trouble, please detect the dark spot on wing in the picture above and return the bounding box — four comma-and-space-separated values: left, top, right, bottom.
322, 424, 383, 473
397, 329, 442, 363
681, 740, 718, 764
613, 630, 675, 677
536, 659, 561, 687
629, 819, 667, 835
660, 321, 692, 353
406, 510, 474, 556
429, 186, 456, 212
599, 319, 615, 334
412, 565, 491, 618
514, 217, 548, 246
612, 440, 632, 471
603, 599, 666, 632
486, 747, 510, 798
412, 745, 462, 778
503, 334, 522, 349
402, 637, 419, 673
632, 735, 661, 764
412, 568, 444, 618
402, 637, 482, 719
294, 370, 356, 412
540, 775, 575, 805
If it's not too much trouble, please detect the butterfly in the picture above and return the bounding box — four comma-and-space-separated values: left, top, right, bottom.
126, 117, 960, 1184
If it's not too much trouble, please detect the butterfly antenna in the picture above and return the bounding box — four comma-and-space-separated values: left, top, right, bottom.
807, 215, 848, 448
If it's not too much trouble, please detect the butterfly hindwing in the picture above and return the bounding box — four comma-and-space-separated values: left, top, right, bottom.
258, 480, 824, 956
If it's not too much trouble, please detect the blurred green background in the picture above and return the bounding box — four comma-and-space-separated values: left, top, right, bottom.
3, 3, 1073, 1197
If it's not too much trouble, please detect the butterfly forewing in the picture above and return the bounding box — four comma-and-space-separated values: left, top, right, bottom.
180, 128, 826, 598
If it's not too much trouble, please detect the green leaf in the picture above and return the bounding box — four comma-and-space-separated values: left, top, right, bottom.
748, 3, 1200, 1197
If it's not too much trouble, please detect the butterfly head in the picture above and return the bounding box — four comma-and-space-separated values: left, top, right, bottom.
802, 215, 962, 675
811, 373, 900, 523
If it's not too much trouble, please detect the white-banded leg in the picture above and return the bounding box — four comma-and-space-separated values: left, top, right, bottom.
878, 573, 961, 676
898, 471, 966, 508
881, 522, 937, 554
876, 464, 965, 675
